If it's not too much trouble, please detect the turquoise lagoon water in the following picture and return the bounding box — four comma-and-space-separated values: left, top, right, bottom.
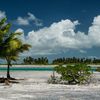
0, 67, 54, 71
0, 65, 97, 71
91, 67, 97, 71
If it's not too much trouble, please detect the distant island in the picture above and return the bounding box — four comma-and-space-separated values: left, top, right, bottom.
22, 56, 100, 65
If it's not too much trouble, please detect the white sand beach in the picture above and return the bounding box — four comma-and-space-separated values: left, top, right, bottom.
0, 71, 100, 100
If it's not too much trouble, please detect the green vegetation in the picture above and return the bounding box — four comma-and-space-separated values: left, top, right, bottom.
52, 57, 100, 65
23, 56, 100, 65
23, 56, 48, 65
96, 67, 100, 72
0, 18, 31, 79
54, 64, 92, 84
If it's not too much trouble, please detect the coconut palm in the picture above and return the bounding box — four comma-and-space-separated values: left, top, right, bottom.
0, 18, 31, 79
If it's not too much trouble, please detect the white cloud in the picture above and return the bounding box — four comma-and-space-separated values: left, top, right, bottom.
26, 20, 89, 50
79, 50, 87, 54
16, 15, 100, 55
88, 15, 100, 46
0, 10, 6, 20
15, 28, 24, 33
25, 19, 88, 55
15, 28, 25, 42
16, 12, 42, 26
17, 17, 29, 25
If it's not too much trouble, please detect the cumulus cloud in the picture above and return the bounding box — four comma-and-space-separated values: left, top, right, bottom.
16, 12, 43, 26
25, 19, 89, 55
15, 28, 26, 42
16, 15, 100, 55
88, 15, 100, 46
0, 10, 6, 20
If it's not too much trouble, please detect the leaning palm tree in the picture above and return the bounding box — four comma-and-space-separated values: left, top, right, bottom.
0, 18, 31, 79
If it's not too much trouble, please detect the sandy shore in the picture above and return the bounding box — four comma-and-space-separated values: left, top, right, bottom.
0, 71, 100, 100
0, 65, 57, 68
0, 64, 100, 68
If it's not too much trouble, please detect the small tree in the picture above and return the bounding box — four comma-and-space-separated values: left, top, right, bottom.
0, 18, 31, 79
55, 64, 92, 84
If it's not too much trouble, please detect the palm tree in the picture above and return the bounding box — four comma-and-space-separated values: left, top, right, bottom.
0, 18, 31, 79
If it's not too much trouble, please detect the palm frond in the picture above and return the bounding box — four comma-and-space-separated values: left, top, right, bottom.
1, 23, 11, 33
10, 32, 22, 38
0, 18, 7, 26
0, 17, 32, 64
19, 44, 31, 52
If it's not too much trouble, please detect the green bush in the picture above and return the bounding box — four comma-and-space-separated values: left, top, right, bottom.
96, 67, 100, 72
54, 64, 92, 84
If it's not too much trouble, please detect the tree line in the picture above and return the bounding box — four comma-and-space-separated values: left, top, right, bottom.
23, 56, 100, 65
23, 57, 48, 65
52, 57, 100, 64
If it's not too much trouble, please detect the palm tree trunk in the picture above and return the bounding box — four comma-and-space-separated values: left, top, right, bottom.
7, 61, 11, 79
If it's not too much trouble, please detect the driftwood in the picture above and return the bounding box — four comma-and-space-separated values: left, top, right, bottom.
0, 77, 19, 85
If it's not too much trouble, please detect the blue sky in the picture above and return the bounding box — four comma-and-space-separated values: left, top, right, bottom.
0, 0, 100, 60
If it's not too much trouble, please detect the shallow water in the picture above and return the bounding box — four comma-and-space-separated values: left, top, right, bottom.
0, 67, 54, 71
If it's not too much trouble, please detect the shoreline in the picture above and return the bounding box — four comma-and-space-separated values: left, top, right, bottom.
0, 64, 100, 68
0, 65, 57, 68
